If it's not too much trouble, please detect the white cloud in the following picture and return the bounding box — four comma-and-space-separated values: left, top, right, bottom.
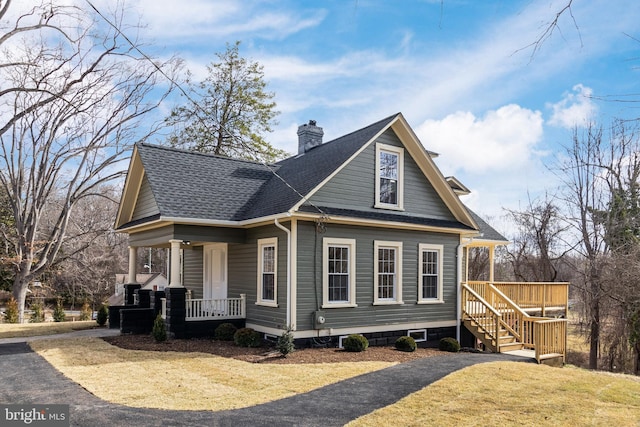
130, 0, 326, 41
416, 104, 544, 176
547, 84, 597, 129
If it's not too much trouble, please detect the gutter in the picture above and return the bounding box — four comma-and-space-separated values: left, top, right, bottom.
274, 217, 292, 329
456, 243, 462, 343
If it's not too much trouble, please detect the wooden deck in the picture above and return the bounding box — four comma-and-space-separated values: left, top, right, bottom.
462, 281, 569, 364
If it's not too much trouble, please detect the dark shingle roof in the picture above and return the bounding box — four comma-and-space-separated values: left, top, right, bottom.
467, 208, 509, 242
136, 144, 275, 221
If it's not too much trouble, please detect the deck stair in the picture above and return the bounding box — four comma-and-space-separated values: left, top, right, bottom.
462, 316, 523, 353
461, 282, 568, 364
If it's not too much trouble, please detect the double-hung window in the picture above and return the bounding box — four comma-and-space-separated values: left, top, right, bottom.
374, 241, 403, 304
323, 238, 357, 308
418, 244, 444, 303
257, 238, 277, 306
375, 143, 404, 210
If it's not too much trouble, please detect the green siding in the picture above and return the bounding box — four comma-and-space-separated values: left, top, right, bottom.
307, 129, 455, 221
228, 224, 289, 330
295, 220, 459, 331
183, 246, 203, 298
132, 175, 159, 221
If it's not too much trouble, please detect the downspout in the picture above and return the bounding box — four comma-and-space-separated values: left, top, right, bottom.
275, 217, 292, 328
456, 243, 463, 342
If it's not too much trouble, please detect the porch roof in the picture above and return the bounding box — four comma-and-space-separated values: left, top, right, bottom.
466, 209, 509, 244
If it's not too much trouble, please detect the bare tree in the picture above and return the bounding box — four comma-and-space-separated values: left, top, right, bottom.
504, 195, 571, 282
557, 120, 640, 371
47, 186, 128, 307
557, 123, 609, 370
0, 1, 178, 321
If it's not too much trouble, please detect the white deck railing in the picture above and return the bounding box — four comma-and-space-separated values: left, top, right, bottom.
185, 294, 246, 321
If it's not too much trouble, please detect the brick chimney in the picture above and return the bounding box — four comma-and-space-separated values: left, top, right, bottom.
297, 120, 324, 154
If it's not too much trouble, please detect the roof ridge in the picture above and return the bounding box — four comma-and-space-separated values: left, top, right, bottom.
276, 113, 400, 165
138, 142, 278, 167
324, 113, 399, 144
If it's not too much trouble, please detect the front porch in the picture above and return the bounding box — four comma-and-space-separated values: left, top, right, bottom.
117, 225, 252, 337
461, 281, 569, 364
160, 293, 247, 321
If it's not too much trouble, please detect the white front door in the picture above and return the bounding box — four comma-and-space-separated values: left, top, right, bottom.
203, 243, 228, 300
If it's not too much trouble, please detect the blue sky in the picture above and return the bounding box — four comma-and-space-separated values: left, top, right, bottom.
127, 0, 640, 232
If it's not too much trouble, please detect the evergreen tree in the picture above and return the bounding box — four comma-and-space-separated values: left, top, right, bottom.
166, 41, 286, 163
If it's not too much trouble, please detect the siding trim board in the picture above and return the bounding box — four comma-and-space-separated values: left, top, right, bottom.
295, 207, 476, 235
247, 320, 457, 339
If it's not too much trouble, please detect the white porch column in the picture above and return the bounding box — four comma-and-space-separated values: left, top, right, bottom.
489, 245, 495, 283
169, 239, 183, 287
128, 246, 138, 283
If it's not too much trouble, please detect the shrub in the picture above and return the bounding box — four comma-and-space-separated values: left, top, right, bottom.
234, 327, 261, 347
79, 302, 92, 321
214, 322, 238, 341
395, 336, 417, 352
4, 298, 18, 323
439, 337, 460, 353
152, 313, 167, 342
29, 301, 44, 323
96, 304, 108, 326
276, 326, 295, 357
53, 300, 66, 322
343, 334, 368, 352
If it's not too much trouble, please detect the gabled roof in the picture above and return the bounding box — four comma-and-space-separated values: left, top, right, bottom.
115, 113, 480, 233
115, 144, 276, 227
239, 114, 398, 219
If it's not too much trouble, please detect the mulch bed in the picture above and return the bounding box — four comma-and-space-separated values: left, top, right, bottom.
103, 334, 443, 364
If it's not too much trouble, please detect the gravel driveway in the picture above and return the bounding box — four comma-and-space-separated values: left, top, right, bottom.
0, 334, 531, 426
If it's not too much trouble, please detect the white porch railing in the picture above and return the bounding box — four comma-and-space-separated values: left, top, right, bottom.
160, 298, 167, 319
186, 294, 246, 321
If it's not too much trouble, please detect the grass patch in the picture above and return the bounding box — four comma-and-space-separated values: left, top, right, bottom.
348, 361, 640, 426
30, 338, 394, 411
0, 321, 97, 339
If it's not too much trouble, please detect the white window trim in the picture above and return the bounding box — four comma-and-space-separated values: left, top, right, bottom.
256, 237, 278, 307
408, 329, 427, 342
322, 237, 357, 308
373, 240, 403, 305
417, 243, 444, 304
374, 143, 404, 211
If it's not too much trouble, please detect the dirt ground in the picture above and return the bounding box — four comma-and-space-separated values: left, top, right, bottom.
103, 334, 443, 364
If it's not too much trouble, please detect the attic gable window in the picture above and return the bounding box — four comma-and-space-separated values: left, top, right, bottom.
375, 143, 404, 210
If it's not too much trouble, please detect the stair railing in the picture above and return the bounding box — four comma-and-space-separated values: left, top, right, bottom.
462, 282, 568, 363
486, 285, 530, 347
461, 284, 503, 350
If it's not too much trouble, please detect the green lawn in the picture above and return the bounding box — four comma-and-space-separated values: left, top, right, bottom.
348, 361, 640, 426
